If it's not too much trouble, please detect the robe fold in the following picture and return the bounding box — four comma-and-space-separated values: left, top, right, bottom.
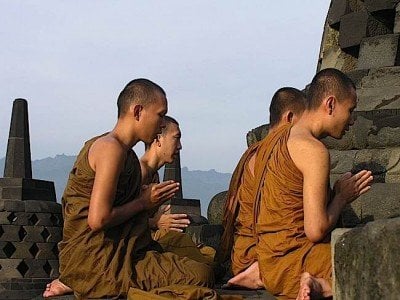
217, 142, 259, 275
253, 124, 331, 299
58, 135, 214, 299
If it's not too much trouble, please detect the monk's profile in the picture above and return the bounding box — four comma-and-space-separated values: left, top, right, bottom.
43, 79, 214, 298
217, 87, 307, 289
141, 116, 215, 264
254, 68, 373, 299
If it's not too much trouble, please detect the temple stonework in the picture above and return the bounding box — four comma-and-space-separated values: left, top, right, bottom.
0, 99, 63, 299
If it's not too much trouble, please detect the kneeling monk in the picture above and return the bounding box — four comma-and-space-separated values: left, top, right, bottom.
254, 68, 373, 299
43, 79, 214, 298
218, 87, 306, 288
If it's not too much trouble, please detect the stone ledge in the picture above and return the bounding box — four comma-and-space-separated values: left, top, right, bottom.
332, 217, 400, 299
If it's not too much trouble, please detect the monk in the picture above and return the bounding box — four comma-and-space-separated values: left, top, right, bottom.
253, 68, 373, 299
217, 87, 307, 288
140, 115, 191, 235
140, 116, 216, 265
43, 79, 214, 299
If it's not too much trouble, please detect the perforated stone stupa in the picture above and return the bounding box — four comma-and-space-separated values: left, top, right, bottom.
0, 99, 63, 299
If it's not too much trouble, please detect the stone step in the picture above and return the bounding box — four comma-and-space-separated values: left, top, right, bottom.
332, 217, 400, 299
329, 147, 400, 183
358, 34, 400, 69
359, 66, 400, 88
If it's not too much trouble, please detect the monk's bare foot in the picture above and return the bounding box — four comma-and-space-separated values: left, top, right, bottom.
227, 261, 264, 289
296, 272, 332, 300
43, 278, 73, 298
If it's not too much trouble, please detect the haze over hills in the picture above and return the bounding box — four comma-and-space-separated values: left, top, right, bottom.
0, 155, 231, 216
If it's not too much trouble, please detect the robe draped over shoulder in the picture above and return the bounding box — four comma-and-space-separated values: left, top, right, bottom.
58, 135, 214, 298
217, 142, 259, 273
253, 124, 331, 299
59, 134, 160, 298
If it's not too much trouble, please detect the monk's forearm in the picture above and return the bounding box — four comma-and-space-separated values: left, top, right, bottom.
89, 200, 145, 231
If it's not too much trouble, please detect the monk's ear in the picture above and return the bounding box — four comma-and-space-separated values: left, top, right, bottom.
325, 96, 335, 115
286, 111, 294, 123
132, 104, 143, 121
156, 134, 162, 147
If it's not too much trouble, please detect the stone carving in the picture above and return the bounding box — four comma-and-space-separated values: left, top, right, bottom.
0, 99, 63, 299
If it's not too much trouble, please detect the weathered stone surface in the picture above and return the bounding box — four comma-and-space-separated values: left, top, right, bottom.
207, 191, 228, 225
358, 34, 400, 69
395, 3, 400, 33
322, 110, 400, 150
166, 198, 201, 216
4, 99, 32, 179
327, 0, 350, 29
24, 200, 62, 214
186, 224, 224, 250
339, 11, 391, 52
345, 69, 369, 88
329, 147, 400, 183
333, 217, 400, 299
341, 183, 400, 226
360, 66, 400, 88
246, 124, 268, 147
365, 0, 400, 13
163, 153, 183, 199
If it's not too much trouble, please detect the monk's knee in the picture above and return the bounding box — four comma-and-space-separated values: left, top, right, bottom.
192, 262, 215, 287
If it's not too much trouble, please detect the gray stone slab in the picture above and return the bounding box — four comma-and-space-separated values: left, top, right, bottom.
358, 34, 400, 69
322, 110, 400, 150
23, 226, 46, 242
44, 226, 63, 243
0, 200, 26, 212
246, 124, 269, 146
327, 0, 350, 29
339, 11, 391, 51
365, 0, 400, 12
186, 224, 224, 250
329, 147, 400, 183
0, 225, 23, 242
360, 66, 400, 88
345, 69, 369, 88
207, 191, 227, 225
342, 183, 400, 226
24, 200, 62, 213
0, 259, 23, 279
333, 217, 400, 299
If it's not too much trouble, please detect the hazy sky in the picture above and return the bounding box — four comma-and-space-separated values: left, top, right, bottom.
0, 1, 330, 173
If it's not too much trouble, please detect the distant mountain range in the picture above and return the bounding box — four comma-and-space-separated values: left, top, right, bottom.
0, 155, 231, 216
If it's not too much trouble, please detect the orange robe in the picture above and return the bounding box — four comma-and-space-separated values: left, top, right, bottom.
58, 135, 214, 299
218, 142, 259, 275
253, 124, 331, 299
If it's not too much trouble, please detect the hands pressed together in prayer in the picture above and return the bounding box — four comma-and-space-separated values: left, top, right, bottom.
334, 170, 373, 204
139, 180, 180, 210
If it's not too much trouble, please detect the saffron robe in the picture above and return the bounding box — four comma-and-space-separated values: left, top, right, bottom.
253, 124, 331, 299
217, 142, 259, 275
58, 135, 214, 299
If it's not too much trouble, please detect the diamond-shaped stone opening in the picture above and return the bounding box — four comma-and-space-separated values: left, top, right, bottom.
43, 261, 52, 276
3, 242, 16, 258
52, 244, 59, 257
29, 243, 39, 258
0, 226, 4, 238
17, 260, 29, 277
18, 227, 27, 241
0, 264, 2, 270
50, 215, 59, 226
28, 214, 39, 226
41, 228, 50, 242
7, 212, 17, 223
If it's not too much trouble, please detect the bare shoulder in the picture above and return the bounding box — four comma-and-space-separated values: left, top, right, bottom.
288, 129, 329, 173
88, 134, 127, 171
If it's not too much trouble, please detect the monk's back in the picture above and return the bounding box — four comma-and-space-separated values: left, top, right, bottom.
255, 124, 331, 298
